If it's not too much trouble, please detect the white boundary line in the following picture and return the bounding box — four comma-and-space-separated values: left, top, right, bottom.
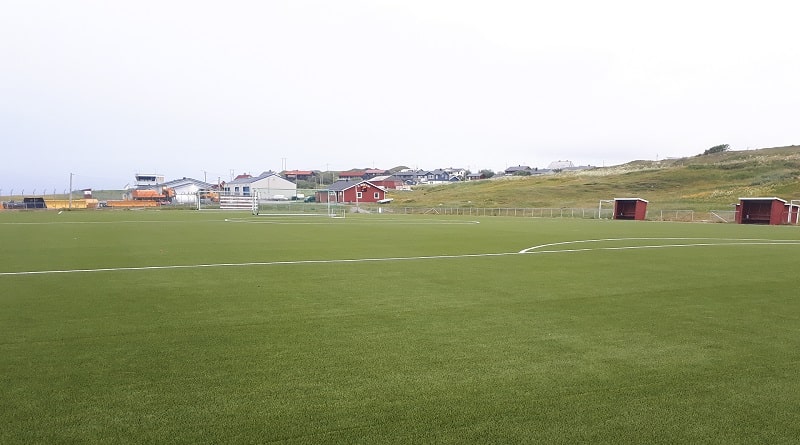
225, 217, 481, 225
2, 237, 799, 277
517, 237, 800, 253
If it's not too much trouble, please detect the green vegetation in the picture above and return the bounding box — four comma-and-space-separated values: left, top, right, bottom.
701, 144, 731, 155
394, 145, 800, 210
2, 211, 800, 443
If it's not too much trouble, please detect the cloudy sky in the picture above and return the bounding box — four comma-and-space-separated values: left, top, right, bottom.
1, 0, 797, 191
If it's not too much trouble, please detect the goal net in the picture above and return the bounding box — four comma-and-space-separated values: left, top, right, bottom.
196, 192, 258, 212
598, 200, 614, 219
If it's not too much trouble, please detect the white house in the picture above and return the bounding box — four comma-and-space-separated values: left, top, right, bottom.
223, 171, 297, 200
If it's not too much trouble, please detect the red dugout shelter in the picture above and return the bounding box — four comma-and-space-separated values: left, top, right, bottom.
613, 198, 648, 220
735, 197, 799, 225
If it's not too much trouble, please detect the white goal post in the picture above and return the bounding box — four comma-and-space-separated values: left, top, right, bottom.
194, 190, 258, 212
598, 200, 614, 219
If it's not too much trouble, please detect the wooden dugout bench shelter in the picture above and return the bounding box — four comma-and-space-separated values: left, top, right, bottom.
613, 198, 648, 221
735, 197, 800, 225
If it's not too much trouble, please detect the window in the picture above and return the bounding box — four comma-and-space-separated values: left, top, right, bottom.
356, 192, 363, 199
374, 192, 380, 199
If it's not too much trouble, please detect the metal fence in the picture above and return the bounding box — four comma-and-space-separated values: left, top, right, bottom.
0, 195, 752, 224
375, 206, 741, 223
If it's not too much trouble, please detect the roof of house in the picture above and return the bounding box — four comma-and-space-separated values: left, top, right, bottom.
161, 177, 215, 189
505, 165, 532, 172
370, 175, 402, 182
283, 170, 314, 176
338, 171, 365, 177
326, 180, 380, 192
548, 160, 575, 169
227, 171, 277, 185
394, 169, 429, 176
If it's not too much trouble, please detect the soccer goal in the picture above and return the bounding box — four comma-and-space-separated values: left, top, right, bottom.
253, 199, 346, 218
598, 200, 614, 219
194, 191, 258, 212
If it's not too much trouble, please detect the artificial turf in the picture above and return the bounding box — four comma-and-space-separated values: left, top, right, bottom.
1, 210, 799, 443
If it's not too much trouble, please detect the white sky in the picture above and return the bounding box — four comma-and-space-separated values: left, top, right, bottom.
1, 0, 798, 191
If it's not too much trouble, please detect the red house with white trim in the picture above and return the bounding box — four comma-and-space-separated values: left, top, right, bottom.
315, 180, 387, 203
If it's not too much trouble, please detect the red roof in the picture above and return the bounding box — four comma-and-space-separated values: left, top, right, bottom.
338, 171, 365, 177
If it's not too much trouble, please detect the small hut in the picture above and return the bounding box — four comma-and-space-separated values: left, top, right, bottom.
735, 197, 798, 225
613, 198, 648, 221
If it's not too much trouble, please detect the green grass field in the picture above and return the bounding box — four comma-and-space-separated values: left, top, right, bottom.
2, 210, 800, 444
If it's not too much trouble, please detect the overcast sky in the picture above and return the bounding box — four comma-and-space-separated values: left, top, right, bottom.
2, 0, 798, 191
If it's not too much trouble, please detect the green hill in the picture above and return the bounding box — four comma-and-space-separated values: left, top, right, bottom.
393, 145, 800, 210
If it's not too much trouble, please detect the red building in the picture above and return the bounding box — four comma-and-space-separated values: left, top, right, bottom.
613, 198, 648, 220
735, 197, 799, 225
337, 171, 366, 180
370, 175, 404, 190
315, 180, 387, 204
282, 170, 315, 181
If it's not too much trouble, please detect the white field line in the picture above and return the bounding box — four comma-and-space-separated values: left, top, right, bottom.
0, 220, 221, 225
1, 238, 799, 277
517, 237, 800, 253
226, 218, 481, 225
0, 218, 481, 226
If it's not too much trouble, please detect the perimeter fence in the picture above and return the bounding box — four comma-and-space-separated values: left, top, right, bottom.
379, 206, 739, 223
0, 194, 742, 223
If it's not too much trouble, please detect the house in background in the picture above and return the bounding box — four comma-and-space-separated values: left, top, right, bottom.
282, 170, 316, 182
370, 175, 404, 190
223, 171, 296, 199
337, 170, 367, 181
364, 169, 388, 179
394, 169, 429, 185
134, 173, 165, 187
504, 165, 534, 175
444, 168, 467, 181
427, 169, 461, 183
316, 180, 386, 204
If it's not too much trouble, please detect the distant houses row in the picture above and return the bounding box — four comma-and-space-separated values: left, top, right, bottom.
129, 161, 596, 205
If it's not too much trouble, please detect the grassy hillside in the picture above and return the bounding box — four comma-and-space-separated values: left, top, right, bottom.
393, 145, 800, 210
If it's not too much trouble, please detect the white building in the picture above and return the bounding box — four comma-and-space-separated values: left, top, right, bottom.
135, 173, 165, 187
161, 177, 215, 204
223, 171, 297, 200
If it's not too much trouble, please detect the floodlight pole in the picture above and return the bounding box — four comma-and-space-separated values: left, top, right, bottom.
68, 173, 74, 209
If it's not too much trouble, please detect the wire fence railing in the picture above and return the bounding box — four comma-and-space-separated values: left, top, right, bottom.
384, 206, 740, 223
0, 196, 751, 224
